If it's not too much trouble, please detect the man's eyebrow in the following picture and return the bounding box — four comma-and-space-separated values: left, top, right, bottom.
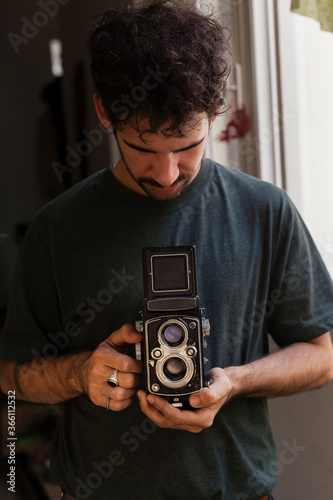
122, 136, 206, 154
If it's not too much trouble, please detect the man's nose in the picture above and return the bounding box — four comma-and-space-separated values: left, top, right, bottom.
151, 155, 179, 187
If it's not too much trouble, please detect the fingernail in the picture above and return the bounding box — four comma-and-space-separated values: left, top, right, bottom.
130, 331, 140, 338
147, 395, 155, 405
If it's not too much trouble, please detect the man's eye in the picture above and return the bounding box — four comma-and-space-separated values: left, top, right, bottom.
135, 149, 151, 154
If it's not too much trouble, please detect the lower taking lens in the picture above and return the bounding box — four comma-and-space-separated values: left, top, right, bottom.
163, 357, 187, 381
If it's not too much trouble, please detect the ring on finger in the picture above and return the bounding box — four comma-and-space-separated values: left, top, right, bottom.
107, 370, 119, 387
106, 397, 111, 411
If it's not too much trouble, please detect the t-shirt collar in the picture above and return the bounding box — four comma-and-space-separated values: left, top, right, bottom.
100, 158, 212, 214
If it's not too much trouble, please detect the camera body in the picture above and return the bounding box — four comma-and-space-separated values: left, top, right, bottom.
136, 246, 210, 409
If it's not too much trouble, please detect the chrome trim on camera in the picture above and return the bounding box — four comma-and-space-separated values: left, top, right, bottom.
144, 316, 203, 394
155, 353, 194, 389
157, 318, 188, 348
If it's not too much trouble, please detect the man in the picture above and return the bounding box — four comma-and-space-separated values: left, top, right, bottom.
1, 1, 333, 499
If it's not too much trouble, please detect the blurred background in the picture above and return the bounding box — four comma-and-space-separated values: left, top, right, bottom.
0, 0, 332, 498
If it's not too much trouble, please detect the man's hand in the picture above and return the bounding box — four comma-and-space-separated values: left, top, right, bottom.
136, 332, 333, 430
137, 368, 232, 433
81, 324, 143, 411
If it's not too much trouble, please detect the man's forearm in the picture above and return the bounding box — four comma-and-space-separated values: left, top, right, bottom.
0, 325, 143, 409
0, 352, 91, 404
224, 332, 333, 401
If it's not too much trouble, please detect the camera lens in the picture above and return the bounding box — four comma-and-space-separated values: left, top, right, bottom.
163, 324, 184, 346
163, 357, 187, 381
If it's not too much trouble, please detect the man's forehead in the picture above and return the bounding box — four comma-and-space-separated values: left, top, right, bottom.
119, 114, 209, 143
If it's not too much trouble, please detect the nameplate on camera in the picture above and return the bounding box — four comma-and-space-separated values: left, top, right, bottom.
146, 297, 197, 312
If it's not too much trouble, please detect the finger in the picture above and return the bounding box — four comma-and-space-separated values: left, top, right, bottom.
101, 348, 143, 374
90, 388, 134, 411
137, 390, 205, 432
146, 393, 202, 426
107, 397, 133, 412
108, 386, 137, 402
189, 368, 232, 409
117, 372, 141, 389
104, 324, 143, 352
137, 389, 171, 427
106, 371, 141, 392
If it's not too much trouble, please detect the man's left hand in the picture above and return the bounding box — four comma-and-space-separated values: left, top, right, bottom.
137, 367, 232, 433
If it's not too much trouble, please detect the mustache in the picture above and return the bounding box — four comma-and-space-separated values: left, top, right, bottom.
138, 175, 190, 188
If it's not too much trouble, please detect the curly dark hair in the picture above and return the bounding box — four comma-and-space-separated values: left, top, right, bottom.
88, 0, 233, 137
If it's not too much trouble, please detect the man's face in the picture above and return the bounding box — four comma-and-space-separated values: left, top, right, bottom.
112, 115, 211, 201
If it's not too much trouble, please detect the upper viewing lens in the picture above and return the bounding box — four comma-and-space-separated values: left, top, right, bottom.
163, 324, 184, 345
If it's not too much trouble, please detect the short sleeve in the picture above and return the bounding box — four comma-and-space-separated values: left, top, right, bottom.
0, 220, 63, 361
268, 193, 333, 347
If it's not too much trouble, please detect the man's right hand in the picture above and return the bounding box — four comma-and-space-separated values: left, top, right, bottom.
0, 324, 143, 407
81, 324, 143, 411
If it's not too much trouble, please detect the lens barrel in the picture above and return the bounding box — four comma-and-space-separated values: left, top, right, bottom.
163, 324, 184, 346
163, 357, 187, 381
159, 319, 187, 348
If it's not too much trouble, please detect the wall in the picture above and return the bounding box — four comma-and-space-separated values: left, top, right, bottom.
270, 2, 333, 498
301, 18, 333, 277
269, 379, 333, 499
276, 1, 333, 276
0, 1, 62, 307
0, 0, 126, 309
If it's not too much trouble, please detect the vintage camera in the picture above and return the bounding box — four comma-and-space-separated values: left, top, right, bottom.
136, 246, 210, 409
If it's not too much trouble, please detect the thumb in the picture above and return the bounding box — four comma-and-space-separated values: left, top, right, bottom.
190, 368, 231, 408
104, 323, 143, 352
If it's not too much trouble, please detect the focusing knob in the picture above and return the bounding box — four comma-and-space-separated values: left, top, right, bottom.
135, 342, 142, 361
202, 318, 210, 337
135, 320, 143, 333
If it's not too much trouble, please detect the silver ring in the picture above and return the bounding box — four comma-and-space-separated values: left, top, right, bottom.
107, 370, 119, 387
106, 397, 111, 410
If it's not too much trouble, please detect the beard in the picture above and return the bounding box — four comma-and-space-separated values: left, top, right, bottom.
119, 152, 202, 201
134, 172, 195, 200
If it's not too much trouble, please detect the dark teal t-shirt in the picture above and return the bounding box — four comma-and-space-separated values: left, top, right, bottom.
1, 159, 333, 499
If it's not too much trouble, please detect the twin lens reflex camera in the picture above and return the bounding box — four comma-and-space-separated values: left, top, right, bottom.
135, 246, 210, 410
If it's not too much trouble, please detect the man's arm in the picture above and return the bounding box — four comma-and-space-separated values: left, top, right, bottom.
224, 331, 333, 398
0, 324, 143, 412
138, 331, 333, 433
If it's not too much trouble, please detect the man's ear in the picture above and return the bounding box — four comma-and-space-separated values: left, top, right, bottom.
93, 93, 112, 131
211, 115, 217, 124
208, 115, 217, 131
